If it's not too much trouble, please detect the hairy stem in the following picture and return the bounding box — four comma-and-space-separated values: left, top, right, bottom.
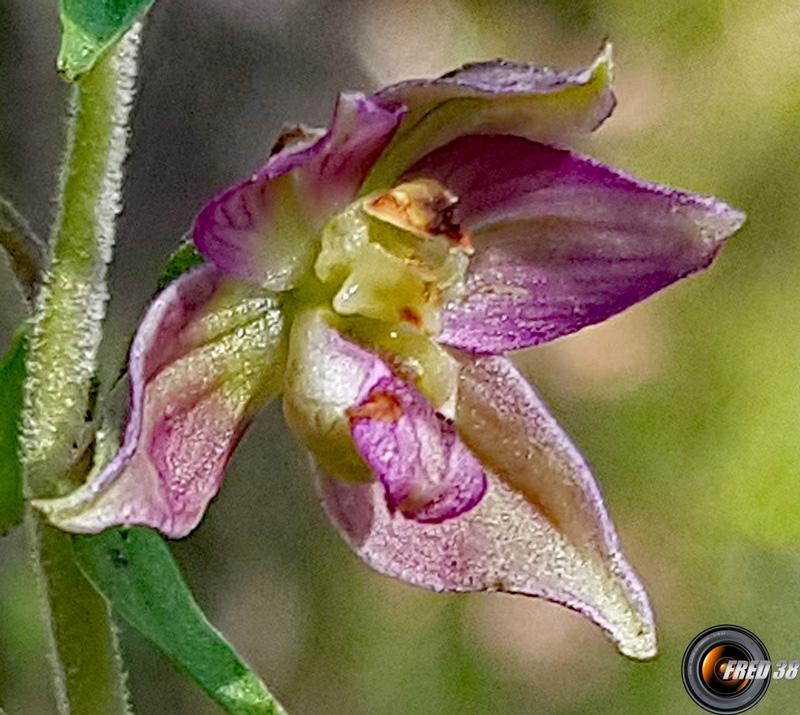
28, 515, 130, 714
22, 26, 140, 496
21, 26, 142, 715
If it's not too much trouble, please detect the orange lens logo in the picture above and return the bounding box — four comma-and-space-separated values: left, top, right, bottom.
682, 625, 771, 714
701, 644, 753, 695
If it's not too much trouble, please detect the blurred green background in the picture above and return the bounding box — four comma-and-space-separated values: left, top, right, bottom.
2, 0, 799, 713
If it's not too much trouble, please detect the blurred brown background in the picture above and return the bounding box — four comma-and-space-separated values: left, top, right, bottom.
2, 1, 800, 713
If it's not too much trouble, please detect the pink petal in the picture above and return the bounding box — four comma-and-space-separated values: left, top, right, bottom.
193, 93, 405, 290
300, 94, 407, 217
34, 266, 285, 537
283, 310, 484, 520
362, 44, 614, 191
377, 47, 614, 130
348, 375, 487, 523
404, 134, 745, 354
318, 356, 656, 660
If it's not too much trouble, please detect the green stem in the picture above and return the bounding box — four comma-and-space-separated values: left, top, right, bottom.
20, 26, 142, 715
22, 27, 140, 497
28, 515, 130, 714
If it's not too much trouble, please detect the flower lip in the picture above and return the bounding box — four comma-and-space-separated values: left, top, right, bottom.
318, 353, 658, 661
347, 373, 488, 523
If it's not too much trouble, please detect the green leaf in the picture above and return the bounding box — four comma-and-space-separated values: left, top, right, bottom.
73, 528, 288, 715
0, 197, 45, 306
0, 332, 27, 535
58, 0, 155, 81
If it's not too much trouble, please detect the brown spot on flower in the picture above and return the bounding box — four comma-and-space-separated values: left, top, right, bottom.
427, 203, 474, 253
347, 391, 404, 422
369, 191, 404, 216
366, 178, 473, 254
400, 306, 423, 328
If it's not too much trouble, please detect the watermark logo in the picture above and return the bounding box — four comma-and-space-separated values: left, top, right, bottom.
682, 625, 772, 713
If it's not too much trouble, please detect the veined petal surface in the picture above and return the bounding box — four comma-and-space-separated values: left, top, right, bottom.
318, 355, 656, 660
362, 44, 614, 191
194, 93, 404, 291
404, 134, 745, 354
284, 310, 485, 520
348, 375, 486, 523
35, 266, 285, 537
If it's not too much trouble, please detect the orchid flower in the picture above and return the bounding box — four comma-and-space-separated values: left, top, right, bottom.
34, 45, 744, 661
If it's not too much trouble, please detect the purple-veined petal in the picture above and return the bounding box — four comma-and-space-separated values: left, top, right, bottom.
193, 93, 405, 291
348, 375, 486, 523
299, 94, 406, 217
361, 43, 614, 192
33, 265, 285, 538
404, 134, 745, 354
283, 309, 484, 521
193, 132, 322, 289
317, 355, 656, 660
282, 308, 392, 482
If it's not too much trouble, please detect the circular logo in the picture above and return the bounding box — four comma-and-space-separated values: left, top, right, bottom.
682, 625, 771, 713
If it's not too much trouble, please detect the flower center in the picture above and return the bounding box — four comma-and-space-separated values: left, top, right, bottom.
314, 178, 471, 336
284, 178, 471, 409
363, 178, 473, 254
